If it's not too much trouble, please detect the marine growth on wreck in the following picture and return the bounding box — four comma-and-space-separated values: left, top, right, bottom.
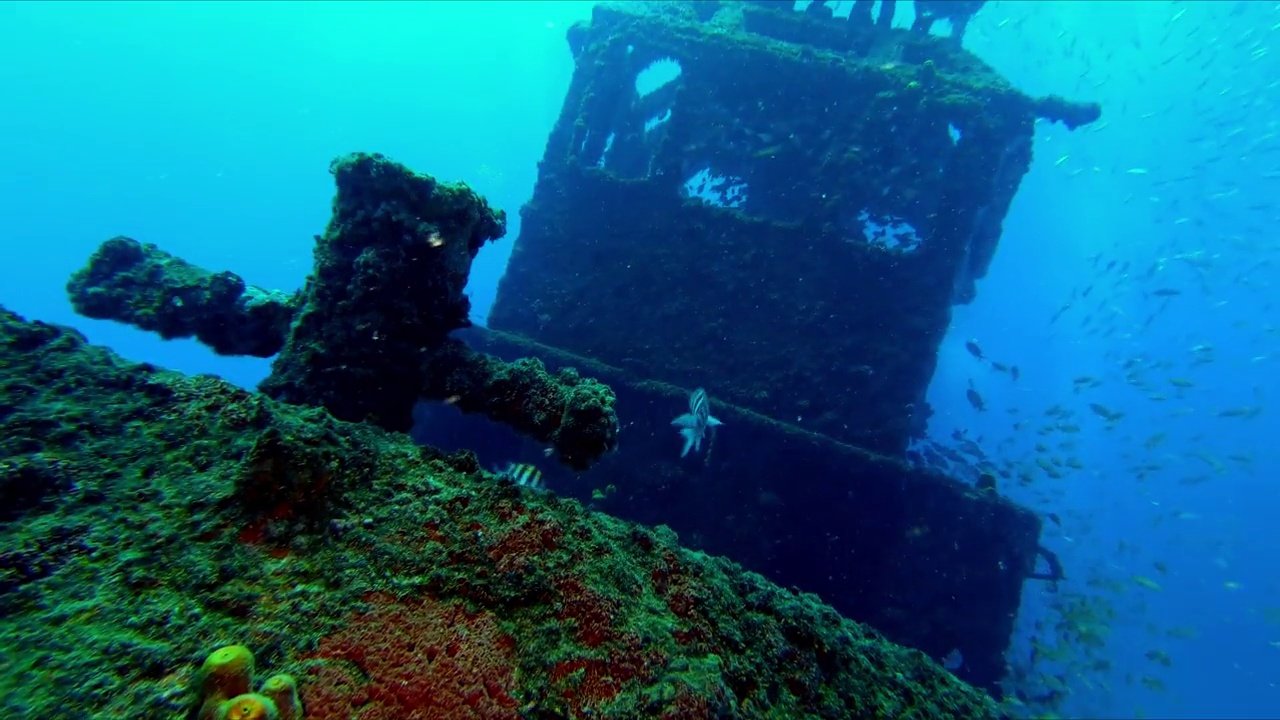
0, 1, 1109, 718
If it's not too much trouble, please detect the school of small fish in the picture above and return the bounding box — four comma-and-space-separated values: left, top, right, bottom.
910, 2, 1280, 717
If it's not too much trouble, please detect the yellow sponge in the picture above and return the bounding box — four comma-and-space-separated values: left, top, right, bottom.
198, 645, 255, 720
216, 693, 279, 720
259, 674, 301, 720
193, 645, 303, 720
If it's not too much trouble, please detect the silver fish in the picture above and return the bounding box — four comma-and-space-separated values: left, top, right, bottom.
671, 387, 723, 457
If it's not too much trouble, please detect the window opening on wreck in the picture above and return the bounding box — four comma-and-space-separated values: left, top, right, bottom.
596, 132, 616, 169
635, 58, 683, 98
644, 108, 672, 134
948, 123, 962, 144
847, 208, 922, 253
682, 167, 748, 208
930, 18, 956, 39
794, 0, 865, 19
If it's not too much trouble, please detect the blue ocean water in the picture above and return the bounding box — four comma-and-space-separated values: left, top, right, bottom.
1, 1, 1276, 718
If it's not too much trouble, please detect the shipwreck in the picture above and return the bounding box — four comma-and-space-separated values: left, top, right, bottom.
472, 0, 1097, 694
3, 2, 1102, 716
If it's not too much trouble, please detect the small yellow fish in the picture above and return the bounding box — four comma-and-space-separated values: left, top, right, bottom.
1134, 576, 1163, 591
1217, 406, 1262, 419
1089, 402, 1123, 420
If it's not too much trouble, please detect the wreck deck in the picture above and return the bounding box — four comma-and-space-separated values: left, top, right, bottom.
417, 327, 1046, 693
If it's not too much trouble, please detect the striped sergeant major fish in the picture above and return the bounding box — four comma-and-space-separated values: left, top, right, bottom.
671, 387, 723, 457
497, 462, 545, 490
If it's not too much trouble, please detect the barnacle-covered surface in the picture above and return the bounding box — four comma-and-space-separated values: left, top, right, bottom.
488, 1, 1099, 455
0, 307, 997, 719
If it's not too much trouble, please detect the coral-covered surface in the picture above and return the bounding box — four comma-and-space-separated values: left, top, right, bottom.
259, 151, 508, 432
64, 154, 620, 470
66, 235, 296, 357
0, 306, 996, 719
419, 340, 620, 471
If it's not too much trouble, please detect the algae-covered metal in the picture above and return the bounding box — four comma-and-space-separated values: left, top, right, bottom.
489, 1, 1099, 455
482, 0, 1100, 694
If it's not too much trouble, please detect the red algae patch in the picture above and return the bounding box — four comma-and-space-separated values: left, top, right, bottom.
300, 593, 520, 719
